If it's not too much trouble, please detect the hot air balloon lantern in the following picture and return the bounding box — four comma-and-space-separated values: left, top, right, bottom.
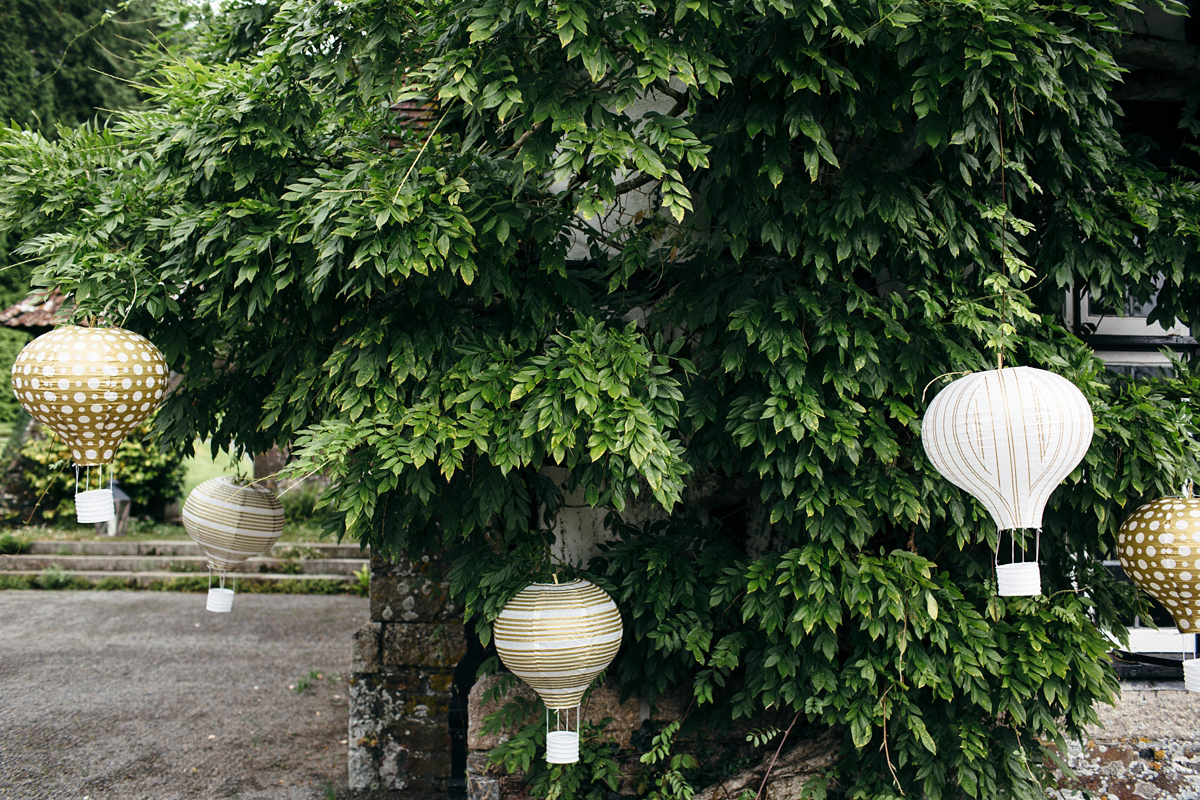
10, 325, 168, 523
492, 578, 623, 764
922, 366, 1094, 596
1118, 487, 1200, 692
182, 476, 285, 612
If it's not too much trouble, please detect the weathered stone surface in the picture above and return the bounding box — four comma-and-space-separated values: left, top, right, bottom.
382, 622, 467, 668
405, 750, 454, 778
370, 554, 460, 622
386, 716, 452, 752
350, 552, 465, 792
1046, 686, 1200, 798
467, 753, 501, 800
352, 622, 382, 673
349, 670, 460, 791
468, 674, 686, 752
1092, 687, 1200, 740
692, 730, 838, 800
368, 665, 456, 695
1054, 737, 1200, 799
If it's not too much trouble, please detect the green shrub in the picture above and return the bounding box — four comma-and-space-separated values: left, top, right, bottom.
0, 531, 29, 554
352, 564, 369, 597
35, 565, 88, 590
94, 576, 137, 590
6, 421, 186, 523
151, 575, 208, 592
0, 574, 32, 589
279, 481, 329, 525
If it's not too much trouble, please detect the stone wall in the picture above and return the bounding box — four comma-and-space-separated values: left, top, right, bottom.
1054, 686, 1200, 799
347, 556, 1200, 799
348, 554, 466, 793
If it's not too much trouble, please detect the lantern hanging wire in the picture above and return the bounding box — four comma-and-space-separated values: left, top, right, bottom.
1181, 479, 1199, 692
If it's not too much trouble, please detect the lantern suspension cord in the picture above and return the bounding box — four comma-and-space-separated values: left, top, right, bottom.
996, 109, 1009, 372
920, 371, 971, 403
207, 567, 227, 591
996, 528, 1040, 567
547, 705, 578, 735
117, 276, 139, 329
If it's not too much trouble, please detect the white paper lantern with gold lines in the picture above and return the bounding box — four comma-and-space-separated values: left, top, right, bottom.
921, 366, 1094, 596
493, 579, 623, 763
182, 476, 285, 612
1118, 495, 1200, 691
10, 325, 168, 523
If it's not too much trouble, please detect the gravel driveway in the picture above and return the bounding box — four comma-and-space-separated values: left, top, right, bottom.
0, 590, 374, 799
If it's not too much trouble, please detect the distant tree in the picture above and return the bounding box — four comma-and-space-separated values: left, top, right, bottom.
0, 0, 161, 136
0, 0, 167, 424
3, 1, 1200, 798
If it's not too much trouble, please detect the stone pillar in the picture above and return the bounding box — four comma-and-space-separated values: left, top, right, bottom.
349, 554, 465, 793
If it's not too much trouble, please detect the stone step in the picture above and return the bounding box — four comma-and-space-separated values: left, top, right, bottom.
0, 553, 368, 576
0, 569, 358, 587
23, 539, 367, 559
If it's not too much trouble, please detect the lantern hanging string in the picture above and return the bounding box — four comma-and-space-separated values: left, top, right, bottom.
997, 108, 1009, 372
118, 276, 139, 329
996, 528, 1040, 569
75, 463, 110, 496
921, 371, 971, 403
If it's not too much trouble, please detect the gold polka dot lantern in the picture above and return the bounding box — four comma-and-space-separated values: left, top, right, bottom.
493, 579, 623, 764
182, 476, 285, 613
9, 325, 168, 523
1118, 496, 1200, 691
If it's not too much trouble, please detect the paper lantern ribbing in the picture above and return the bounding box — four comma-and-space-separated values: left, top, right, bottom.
1118, 496, 1200, 691
921, 366, 1094, 596
182, 476, 285, 612
493, 579, 623, 764
10, 325, 168, 523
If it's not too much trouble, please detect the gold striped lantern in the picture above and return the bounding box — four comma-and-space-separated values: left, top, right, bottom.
10, 325, 168, 523
182, 476, 285, 612
922, 366, 1094, 596
1118, 495, 1200, 691
493, 579, 623, 764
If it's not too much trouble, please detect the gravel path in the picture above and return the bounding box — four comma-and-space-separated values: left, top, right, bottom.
0, 590, 373, 799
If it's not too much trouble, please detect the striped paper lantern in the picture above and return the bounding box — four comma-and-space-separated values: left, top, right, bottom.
182, 476, 285, 612
922, 366, 1094, 595
493, 579, 623, 763
1118, 496, 1200, 692
10, 325, 168, 523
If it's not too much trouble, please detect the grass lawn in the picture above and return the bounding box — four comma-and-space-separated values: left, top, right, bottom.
6, 518, 333, 543
181, 438, 254, 500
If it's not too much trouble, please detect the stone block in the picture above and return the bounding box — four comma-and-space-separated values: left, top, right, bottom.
371, 554, 461, 623
405, 749, 454, 778
385, 716, 453, 752
382, 622, 467, 668
348, 668, 460, 792
352, 622, 382, 673
467, 753, 501, 800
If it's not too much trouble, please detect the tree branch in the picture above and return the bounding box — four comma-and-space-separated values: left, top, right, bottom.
1116, 36, 1200, 80
693, 729, 839, 800
1113, 35, 1200, 102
